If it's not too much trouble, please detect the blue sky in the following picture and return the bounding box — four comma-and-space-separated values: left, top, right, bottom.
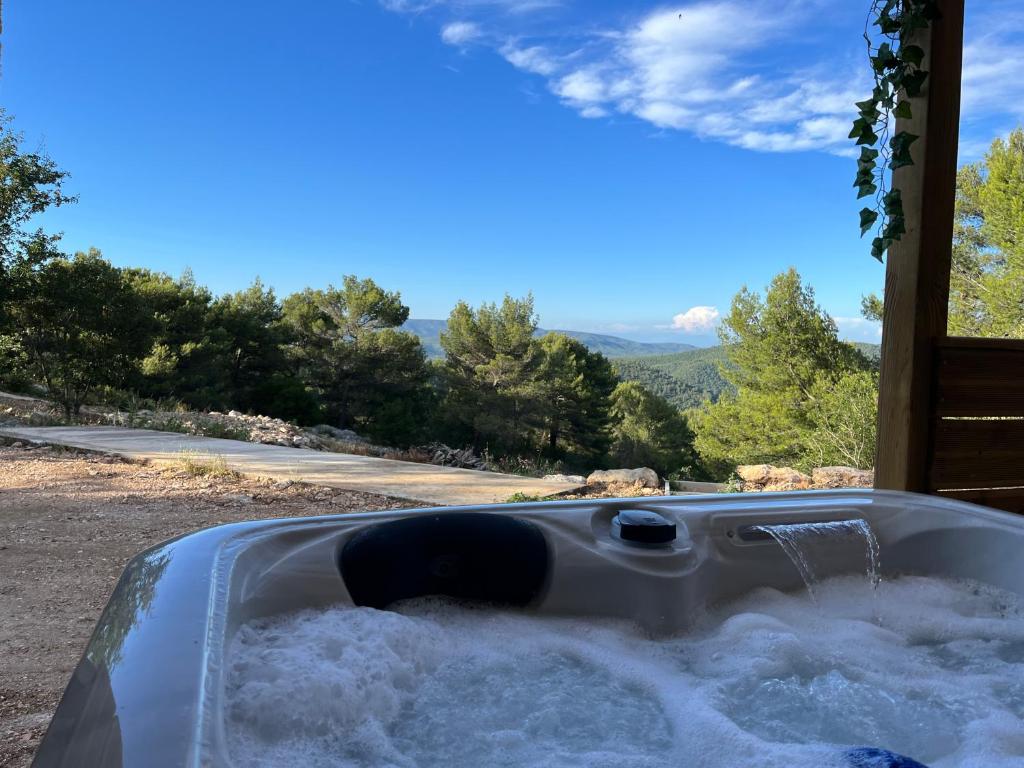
4, 1, 1023, 346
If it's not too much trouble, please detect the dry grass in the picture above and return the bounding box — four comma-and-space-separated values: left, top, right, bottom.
174, 450, 238, 479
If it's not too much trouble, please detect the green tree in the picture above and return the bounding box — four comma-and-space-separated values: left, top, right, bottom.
533, 332, 616, 464
608, 381, 701, 478
124, 267, 218, 405
695, 269, 873, 474
863, 128, 1024, 335
860, 293, 884, 323
0, 111, 76, 375
948, 128, 1024, 337
208, 278, 291, 412
5, 249, 154, 419
282, 276, 430, 443
438, 294, 541, 454
0, 111, 75, 274
803, 370, 879, 470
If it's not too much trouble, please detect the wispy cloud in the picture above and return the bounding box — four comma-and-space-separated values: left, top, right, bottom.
961, 14, 1024, 120
441, 20, 482, 46
500, 43, 559, 76
382, 0, 559, 14
525, 3, 866, 154
383, 0, 1024, 155
668, 306, 720, 333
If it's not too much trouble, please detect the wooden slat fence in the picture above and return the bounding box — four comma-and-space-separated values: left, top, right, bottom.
929, 337, 1024, 512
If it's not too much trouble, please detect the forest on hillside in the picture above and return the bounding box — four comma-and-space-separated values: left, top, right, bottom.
613, 347, 732, 411
2, 112, 1022, 482
614, 342, 881, 411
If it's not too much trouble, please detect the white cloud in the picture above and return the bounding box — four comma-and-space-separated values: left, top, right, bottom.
379, 0, 434, 12
670, 306, 720, 333
500, 43, 559, 76
382, 0, 559, 14
383, 0, 1024, 155
441, 21, 482, 45
553, 68, 607, 105
962, 34, 1024, 120
494, 2, 867, 153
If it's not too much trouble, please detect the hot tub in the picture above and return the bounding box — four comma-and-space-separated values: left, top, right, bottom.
32, 490, 1024, 767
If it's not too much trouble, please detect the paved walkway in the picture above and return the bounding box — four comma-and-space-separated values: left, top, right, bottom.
0, 426, 584, 506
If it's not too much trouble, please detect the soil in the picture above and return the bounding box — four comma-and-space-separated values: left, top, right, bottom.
0, 442, 419, 768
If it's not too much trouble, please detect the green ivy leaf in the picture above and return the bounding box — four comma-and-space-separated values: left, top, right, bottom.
883, 215, 907, 240
893, 100, 913, 119
901, 44, 925, 68
872, 84, 894, 109
902, 69, 929, 97
870, 236, 890, 261
857, 182, 878, 199
859, 146, 879, 162
883, 188, 903, 216
856, 98, 880, 120
849, 117, 878, 146
859, 207, 879, 235
890, 132, 919, 168
877, 14, 901, 34
871, 43, 898, 72
855, 168, 876, 193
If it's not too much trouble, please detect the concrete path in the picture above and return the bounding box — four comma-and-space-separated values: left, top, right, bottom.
0, 426, 584, 506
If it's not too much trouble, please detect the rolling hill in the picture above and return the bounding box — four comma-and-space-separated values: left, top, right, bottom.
402, 319, 881, 412
401, 319, 697, 359
614, 346, 733, 410
614, 342, 882, 411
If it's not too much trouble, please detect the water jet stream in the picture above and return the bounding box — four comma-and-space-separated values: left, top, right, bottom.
753, 519, 881, 599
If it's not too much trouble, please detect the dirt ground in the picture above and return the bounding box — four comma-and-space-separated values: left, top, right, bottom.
0, 442, 419, 768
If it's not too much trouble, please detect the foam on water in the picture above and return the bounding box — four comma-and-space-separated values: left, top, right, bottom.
224, 577, 1024, 768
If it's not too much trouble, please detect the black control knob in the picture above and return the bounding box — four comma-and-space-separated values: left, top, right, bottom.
612, 509, 677, 544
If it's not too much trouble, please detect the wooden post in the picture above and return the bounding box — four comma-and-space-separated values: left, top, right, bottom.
874, 0, 965, 491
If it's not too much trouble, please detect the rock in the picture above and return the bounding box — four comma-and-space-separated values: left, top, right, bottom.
419, 442, 487, 470
736, 464, 774, 484
227, 410, 243, 418
224, 493, 253, 505
812, 466, 874, 489
543, 474, 587, 484
586, 468, 660, 489
271, 480, 293, 490
311, 424, 368, 443
762, 467, 811, 492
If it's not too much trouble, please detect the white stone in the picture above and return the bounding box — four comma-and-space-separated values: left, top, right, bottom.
543, 474, 586, 484
586, 468, 659, 488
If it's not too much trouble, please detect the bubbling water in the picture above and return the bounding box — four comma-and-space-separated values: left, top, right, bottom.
225, 577, 1024, 768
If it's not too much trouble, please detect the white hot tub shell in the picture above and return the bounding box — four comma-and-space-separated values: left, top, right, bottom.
31, 489, 1024, 767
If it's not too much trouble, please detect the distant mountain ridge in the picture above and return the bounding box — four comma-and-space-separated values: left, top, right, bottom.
614, 342, 882, 411
402, 319, 880, 412
401, 319, 698, 359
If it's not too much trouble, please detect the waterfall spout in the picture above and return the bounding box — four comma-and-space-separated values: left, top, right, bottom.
754, 519, 881, 599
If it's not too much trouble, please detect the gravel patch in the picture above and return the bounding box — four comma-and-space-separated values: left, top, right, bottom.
0, 443, 419, 767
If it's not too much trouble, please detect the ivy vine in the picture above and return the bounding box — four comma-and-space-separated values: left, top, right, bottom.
851, 0, 939, 261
